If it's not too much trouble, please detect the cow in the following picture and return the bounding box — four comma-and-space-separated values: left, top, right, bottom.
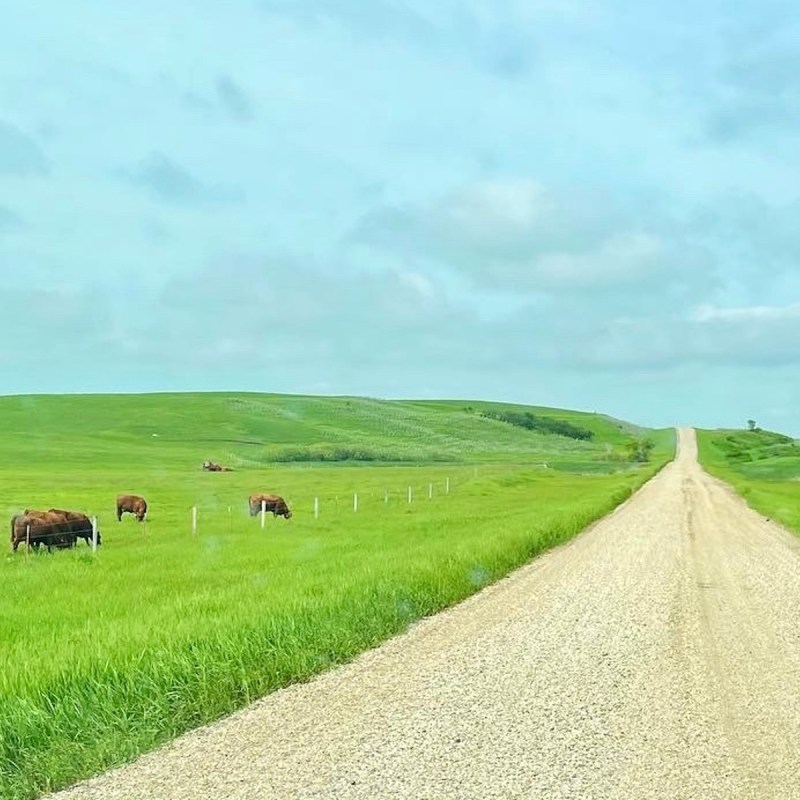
116, 494, 147, 522
48, 509, 100, 546
11, 510, 78, 552
203, 460, 233, 472
248, 493, 292, 519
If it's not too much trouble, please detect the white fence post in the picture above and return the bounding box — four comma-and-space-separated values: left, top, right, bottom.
428, 482, 433, 499
314, 496, 319, 519
91, 516, 98, 552
408, 486, 412, 504
353, 492, 358, 512
446, 477, 450, 494
192, 506, 197, 536
384, 489, 389, 505
26, 524, 30, 557
261, 499, 266, 529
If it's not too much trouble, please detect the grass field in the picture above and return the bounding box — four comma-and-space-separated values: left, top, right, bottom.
696, 427, 800, 534
0, 393, 674, 799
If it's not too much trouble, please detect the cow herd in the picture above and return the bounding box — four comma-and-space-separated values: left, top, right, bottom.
10, 492, 292, 553
11, 508, 99, 552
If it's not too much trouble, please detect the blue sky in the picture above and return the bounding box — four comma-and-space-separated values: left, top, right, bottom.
1, 1, 799, 432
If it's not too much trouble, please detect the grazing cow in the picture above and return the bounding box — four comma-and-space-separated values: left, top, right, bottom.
116, 494, 148, 522
248, 493, 292, 519
11, 511, 78, 552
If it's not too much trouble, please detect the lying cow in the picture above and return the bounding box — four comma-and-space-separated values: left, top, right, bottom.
248, 493, 292, 519
116, 494, 147, 522
203, 460, 234, 472
11, 509, 99, 552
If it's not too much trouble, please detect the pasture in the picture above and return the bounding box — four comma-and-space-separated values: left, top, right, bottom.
697, 427, 800, 534
0, 394, 674, 799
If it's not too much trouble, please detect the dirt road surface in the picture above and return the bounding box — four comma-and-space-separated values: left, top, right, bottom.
49, 428, 800, 799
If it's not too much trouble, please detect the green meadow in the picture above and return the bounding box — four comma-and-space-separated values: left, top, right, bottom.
696, 427, 800, 533
0, 393, 674, 799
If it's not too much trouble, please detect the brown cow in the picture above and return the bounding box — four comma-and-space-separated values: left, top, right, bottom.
11, 510, 79, 552
203, 460, 234, 472
248, 493, 292, 519
116, 494, 147, 522
48, 509, 100, 546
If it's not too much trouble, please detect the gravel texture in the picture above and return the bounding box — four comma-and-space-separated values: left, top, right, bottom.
48, 428, 800, 799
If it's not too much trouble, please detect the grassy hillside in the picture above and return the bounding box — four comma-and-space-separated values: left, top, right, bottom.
0, 393, 674, 799
696, 427, 800, 533
0, 392, 666, 470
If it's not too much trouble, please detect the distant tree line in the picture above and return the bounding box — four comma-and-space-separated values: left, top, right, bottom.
480, 410, 594, 441
267, 446, 455, 463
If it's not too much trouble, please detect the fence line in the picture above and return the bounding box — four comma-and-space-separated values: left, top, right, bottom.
13, 473, 469, 551
247, 473, 461, 522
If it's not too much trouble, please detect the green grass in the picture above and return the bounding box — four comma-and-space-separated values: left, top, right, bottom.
696, 427, 800, 533
0, 393, 661, 470
0, 393, 675, 799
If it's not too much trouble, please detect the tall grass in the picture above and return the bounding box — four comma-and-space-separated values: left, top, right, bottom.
0, 394, 674, 799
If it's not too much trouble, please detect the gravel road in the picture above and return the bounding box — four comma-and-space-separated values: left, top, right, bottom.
49, 428, 800, 799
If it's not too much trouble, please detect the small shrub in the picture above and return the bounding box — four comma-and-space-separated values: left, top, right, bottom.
625, 437, 655, 463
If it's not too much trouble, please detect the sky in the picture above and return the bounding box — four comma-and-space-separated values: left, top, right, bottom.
1, 1, 799, 433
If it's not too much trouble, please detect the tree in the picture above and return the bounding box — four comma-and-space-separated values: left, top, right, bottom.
626, 437, 655, 463
747, 419, 757, 431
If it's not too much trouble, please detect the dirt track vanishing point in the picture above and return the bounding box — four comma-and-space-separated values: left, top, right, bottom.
49, 428, 800, 799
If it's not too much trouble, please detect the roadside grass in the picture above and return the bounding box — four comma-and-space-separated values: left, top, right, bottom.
0, 394, 674, 799
696, 428, 800, 532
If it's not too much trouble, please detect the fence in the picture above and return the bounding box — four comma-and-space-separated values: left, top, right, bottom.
12, 471, 472, 549
183, 473, 459, 536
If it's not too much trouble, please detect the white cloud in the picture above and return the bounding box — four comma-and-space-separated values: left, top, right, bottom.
353, 178, 712, 296
531, 232, 664, 289
437, 179, 555, 244
566, 299, 800, 369
692, 302, 800, 323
